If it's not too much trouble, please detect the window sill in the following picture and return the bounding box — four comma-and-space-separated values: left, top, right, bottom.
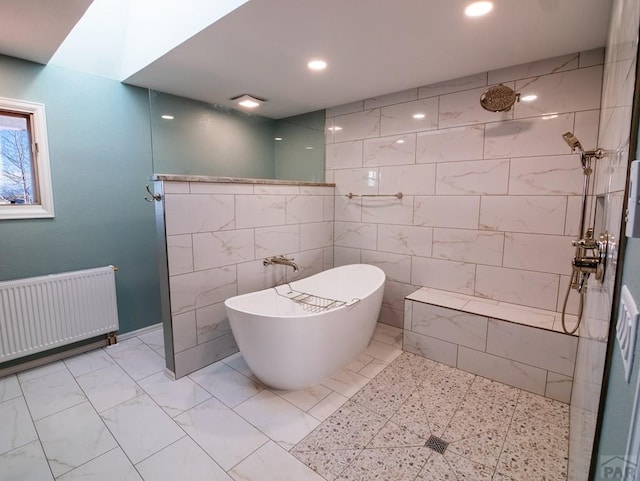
0, 203, 54, 220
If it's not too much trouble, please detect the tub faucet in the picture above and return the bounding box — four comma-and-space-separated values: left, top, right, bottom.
263, 255, 299, 272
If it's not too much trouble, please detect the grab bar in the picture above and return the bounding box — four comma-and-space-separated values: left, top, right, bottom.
345, 192, 403, 199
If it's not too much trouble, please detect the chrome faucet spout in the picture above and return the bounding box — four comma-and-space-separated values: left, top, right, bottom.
263, 255, 299, 272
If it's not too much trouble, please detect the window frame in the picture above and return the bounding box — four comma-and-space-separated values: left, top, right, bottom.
0, 97, 54, 220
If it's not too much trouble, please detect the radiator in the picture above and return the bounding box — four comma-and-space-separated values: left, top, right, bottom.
0, 266, 119, 362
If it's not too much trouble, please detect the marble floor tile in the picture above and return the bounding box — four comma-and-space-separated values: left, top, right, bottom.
103, 337, 143, 355
0, 440, 53, 481
20, 368, 86, 420
0, 375, 21, 403
16, 360, 67, 383
100, 394, 184, 464
294, 401, 387, 452
76, 364, 144, 413
357, 358, 389, 379
0, 396, 37, 455
56, 447, 142, 481
138, 371, 211, 417
137, 327, 165, 351
363, 339, 403, 363
189, 362, 263, 407
321, 368, 371, 398
63, 349, 115, 378
136, 436, 232, 481
234, 390, 320, 450
106, 343, 165, 381
371, 323, 404, 348
230, 441, 325, 481
307, 391, 349, 421
272, 384, 332, 412
335, 446, 431, 481
175, 397, 268, 471
35, 401, 117, 477
220, 352, 254, 378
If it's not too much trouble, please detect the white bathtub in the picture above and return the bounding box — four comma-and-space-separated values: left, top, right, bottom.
224, 264, 385, 390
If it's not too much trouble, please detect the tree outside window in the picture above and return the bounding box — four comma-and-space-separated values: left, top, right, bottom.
0, 112, 36, 205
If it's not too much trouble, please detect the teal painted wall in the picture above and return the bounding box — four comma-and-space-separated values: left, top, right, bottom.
0, 54, 159, 334
274, 110, 325, 182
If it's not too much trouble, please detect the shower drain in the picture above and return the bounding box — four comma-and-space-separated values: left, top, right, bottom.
425, 435, 449, 454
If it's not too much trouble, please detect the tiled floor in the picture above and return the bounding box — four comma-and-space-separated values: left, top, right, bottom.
0, 323, 568, 481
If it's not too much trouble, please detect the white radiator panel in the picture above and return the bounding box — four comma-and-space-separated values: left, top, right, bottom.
0, 266, 119, 362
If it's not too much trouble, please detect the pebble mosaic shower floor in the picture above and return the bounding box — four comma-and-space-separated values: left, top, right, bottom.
0, 323, 568, 481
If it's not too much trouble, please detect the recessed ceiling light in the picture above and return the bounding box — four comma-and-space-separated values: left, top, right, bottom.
161, 115, 174, 120
521, 94, 538, 102
465, 1, 493, 17
308, 59, 327, 71
231, 94, 266, 109
274, 137, 283, 141
413, 113, 426, 119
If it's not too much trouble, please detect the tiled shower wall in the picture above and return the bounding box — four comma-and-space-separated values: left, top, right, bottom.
325, 49, 604, 328
569, 0, 640, 478
159, 179, 335, 378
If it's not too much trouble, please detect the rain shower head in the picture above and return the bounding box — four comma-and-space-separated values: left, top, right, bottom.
562, 132, 584, 153
479, 84, 520, 112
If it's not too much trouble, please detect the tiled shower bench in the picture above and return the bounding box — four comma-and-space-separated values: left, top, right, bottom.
403, 288, 578, 403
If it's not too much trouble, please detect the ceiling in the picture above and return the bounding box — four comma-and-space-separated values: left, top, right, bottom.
0, 0, 612, 119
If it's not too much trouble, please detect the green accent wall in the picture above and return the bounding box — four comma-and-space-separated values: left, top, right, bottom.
274, 110, 325, 182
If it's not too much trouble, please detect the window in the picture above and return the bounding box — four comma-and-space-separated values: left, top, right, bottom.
0, 97, 54, 219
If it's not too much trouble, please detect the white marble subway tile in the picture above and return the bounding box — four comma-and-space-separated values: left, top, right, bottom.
377, 306, 403, 328
20, 369, 86, 421
75, 364, 144, 413
334, 194, 362, 222
514, 66, 603, 119
324, 195, 335, 221
411, 303, 487, 351
484, 113, 574, 159
382, 280, 417, 312
323, 246, 334, 270
508, 155, 584, 195
333, 109, 381, 142
192, 229, 254, 270
334, 221, 377, 250
414, 196, 480, 229
162, 181, 189, 194
164, 194, 235, 235
379, 164, 436, 196
377, 224, 433, 257
457, 347, 547, 395
254, 185, 300, 195
362, 195, 414, 225
169, 266, 237, 314
411, 257, 476, 295
573, 109, 601, 152
255, 224, 300, 258
325, 141, 363, 170
196, 302, 231, 344
464, 301, 555, 330
286, 248, 325, 283
475, 265, 560, 311
486, 320, 577, 376
403, 331, 458, 367
189, 183, 253, 195
418, 72, 488, 98
363, 133, 416, 167
235, 195, 286, 228
167, 234, 193, 276
107, 343, 164, 382
189, 362, 261, 408
360, 250, 412, 283
380, 98, 439, 135
579, 48, 605, 68
63, 349, 115, 378
172, 311, 197, 353
416, 124, 485, 164
273, 384, 332, 412
174, 333, 238, 378
557, 275, 581, 315
333, 246, 361, 266
325, 117, 334, 143
4, 441, 62, 481
406, 288, 471, 310
503, 233, 575, 275
546, 372, 573, 404
439, 85, 513, 128
436, 159, 509, 195
286, 195, 324, 224
488, 52, 580, 84
333, 168, 379, 196
300, 186, 334, 195
326, 100, 364, 118
300, 222, 334, 251
479, 196, 568, 234
404, 300, 413, 330
364, 89, 418, 109
138, 372, 211, 419
324, 169, 334, 183
237, 259, 286, 295
432, 228, 504, 266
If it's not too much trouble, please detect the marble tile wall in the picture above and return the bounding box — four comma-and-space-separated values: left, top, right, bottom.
325, 49, 604, 328
569, 0, 640, 479
160, 180, 335, 378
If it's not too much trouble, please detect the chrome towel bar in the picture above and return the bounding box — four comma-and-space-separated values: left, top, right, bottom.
345, 192, 403, 199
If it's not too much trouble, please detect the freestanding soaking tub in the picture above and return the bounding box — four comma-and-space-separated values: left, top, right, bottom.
224, 264, 385, 390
